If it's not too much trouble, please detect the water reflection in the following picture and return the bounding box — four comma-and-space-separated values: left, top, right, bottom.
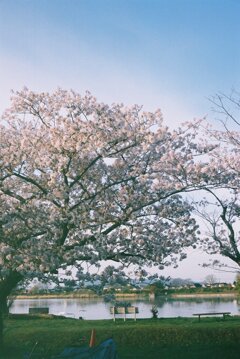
10, 297, 240, 320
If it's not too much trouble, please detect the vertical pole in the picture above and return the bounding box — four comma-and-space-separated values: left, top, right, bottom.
89, 329, 96, 347
113, 307, 115, 322
124, 307, 126, 322
134, 307, 136, 321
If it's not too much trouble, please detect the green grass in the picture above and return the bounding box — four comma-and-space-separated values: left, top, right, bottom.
118, 343, 240, 359
2, 316, 240, 358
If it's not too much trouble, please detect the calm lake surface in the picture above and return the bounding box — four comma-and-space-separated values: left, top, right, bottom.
10, 296, 240, 320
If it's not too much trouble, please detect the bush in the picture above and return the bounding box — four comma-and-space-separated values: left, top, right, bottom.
150, 305, 158, 319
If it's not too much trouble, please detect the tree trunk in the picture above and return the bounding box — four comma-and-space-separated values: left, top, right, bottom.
0, 271, 23, 351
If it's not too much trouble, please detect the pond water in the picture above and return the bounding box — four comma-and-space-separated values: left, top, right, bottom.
10, 296, 240, 320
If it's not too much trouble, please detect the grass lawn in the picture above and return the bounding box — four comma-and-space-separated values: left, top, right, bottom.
2, 315, 240, 358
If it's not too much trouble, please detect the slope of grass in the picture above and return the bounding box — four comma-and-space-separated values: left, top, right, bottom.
2, 315, 240, 358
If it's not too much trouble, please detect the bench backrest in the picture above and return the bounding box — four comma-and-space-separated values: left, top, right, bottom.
29, 307, 49, 314
110, 306, 139, 314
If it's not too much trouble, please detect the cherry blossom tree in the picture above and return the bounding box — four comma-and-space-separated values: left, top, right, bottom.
194, 188, 240, 272
193, 90, 240, 273
0, 88, 209, 347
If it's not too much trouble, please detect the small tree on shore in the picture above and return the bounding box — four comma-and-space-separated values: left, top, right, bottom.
204, 274, 217, 286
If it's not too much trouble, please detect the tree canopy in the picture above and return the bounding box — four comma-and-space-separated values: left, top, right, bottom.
0, 88, 207, 284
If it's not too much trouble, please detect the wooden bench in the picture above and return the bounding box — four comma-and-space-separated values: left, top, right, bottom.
29, 307, 49, 314
193, 312, 231, 322
110, 306, 139, 321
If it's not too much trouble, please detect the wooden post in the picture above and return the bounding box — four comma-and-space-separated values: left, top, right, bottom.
89, 329, 96, 347
134, 306, 136, 321
113, 306, 115, 322
124, 307, 126, 322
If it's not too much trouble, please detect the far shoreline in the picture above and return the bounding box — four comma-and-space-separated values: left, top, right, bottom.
14, 291, 239, 300
171, 292, 238, 299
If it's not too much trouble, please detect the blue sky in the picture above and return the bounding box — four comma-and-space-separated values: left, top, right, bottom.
0, 0, 239, 281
